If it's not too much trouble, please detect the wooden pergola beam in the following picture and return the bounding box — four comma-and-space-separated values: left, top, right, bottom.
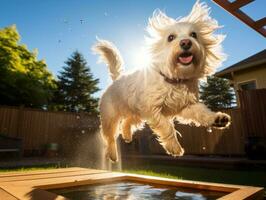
212, 0, 266, 37
255, 17, 266, 28
230, 0, 254, 10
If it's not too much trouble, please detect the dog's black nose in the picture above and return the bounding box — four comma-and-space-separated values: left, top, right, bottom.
180, 39, 192, 50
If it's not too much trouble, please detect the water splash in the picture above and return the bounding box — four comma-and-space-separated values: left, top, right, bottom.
100, 135, 122, 171
206, 127, 212, 133
69, 129, 122, 171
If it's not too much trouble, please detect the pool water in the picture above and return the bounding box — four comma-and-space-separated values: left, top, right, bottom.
51, 181, 226, 200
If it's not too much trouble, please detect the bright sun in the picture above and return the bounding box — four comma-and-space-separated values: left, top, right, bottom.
127, 45, 150, 71
132, 47, 150, 69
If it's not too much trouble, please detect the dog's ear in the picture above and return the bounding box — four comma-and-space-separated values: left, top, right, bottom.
147, 9, 176, 37
184, 0, 210, 24
181, 1, 226, 76
181, 0, 222, 34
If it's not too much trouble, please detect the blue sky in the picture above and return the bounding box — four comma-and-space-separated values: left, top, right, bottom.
1, 0, 265, 96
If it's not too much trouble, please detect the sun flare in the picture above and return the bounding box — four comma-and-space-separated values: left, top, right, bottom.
128, 46, 150, 70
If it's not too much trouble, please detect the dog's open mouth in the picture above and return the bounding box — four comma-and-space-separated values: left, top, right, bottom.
178, 52, 193, 65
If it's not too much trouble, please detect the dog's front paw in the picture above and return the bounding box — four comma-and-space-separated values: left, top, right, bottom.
212, 112, 231, 129
160, 135, 184, 157
122, 132, 133, 143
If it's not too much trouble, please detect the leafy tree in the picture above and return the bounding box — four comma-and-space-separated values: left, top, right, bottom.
200, 76, 235, 110
54, 51, 99, 113
0, 25, 56, 108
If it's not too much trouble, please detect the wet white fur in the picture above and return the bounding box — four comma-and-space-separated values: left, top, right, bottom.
92, 1, 231, 162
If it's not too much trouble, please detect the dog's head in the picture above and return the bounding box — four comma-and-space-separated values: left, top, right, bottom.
146, 1, 226, 80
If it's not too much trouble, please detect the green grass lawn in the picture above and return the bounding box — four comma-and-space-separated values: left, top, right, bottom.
123, 164, 266, 188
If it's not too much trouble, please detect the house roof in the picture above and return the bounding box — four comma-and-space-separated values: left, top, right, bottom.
215, 49, 266, 78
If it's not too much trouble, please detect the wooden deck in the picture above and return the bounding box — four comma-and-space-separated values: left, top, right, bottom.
0, 167, 264, 200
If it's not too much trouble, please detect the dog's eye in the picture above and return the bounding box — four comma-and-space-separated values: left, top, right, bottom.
167, 34, 176, 42
190, 32, 197, 39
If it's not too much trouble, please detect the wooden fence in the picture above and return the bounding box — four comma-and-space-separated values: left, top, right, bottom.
239, 89, 266, 137
1, 89, 265, 156
127, 108, 246, 156
0, 106, 246, 156
0, 106, 99, 155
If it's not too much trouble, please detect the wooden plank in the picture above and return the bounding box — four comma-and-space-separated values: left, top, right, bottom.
1, 186, 68, 200
230, 0, 254, 10
238, 89, 266, 137
37, 172, 126, 190
0, 167, 86, 177
0, 169, 107, 182
255, 17, 266, 28
0, 188, 18, 200
218, 186, 264, 200
212, 0, 266, 37
173, 108, 245, 155
239, 9, 266, 37
0, 103, 255, 156
0, 105, 99, 153
0, 107, 19, 138
1, 172, 125, 191
0, 168, 263, 200
123, 173, 240, 193
0, 172, 126, 200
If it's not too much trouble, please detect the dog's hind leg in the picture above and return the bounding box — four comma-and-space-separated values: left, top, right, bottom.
148, 112, 184, 157
100, 114, 120, 162
121, 116, 141, 143
121, 117, 133, 143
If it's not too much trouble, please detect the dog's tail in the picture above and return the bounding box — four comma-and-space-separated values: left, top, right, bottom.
92, 39, 124, 81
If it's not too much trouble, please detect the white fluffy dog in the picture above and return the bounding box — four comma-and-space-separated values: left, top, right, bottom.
93, 1, 231, 162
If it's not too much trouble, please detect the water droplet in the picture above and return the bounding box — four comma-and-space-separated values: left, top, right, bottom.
207, 127, 212, 133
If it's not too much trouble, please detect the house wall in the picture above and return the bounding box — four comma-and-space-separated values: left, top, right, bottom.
232, 64, 266, 90
229, 64, 266, 106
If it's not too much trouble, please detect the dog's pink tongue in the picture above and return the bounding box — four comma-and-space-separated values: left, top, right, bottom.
179, 55, 193, 64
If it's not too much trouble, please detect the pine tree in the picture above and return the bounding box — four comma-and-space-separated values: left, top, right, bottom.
200, 76, 235, 110
55, 51, 99, 113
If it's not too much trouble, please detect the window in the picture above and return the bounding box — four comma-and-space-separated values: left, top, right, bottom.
238, 80, 256, 90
